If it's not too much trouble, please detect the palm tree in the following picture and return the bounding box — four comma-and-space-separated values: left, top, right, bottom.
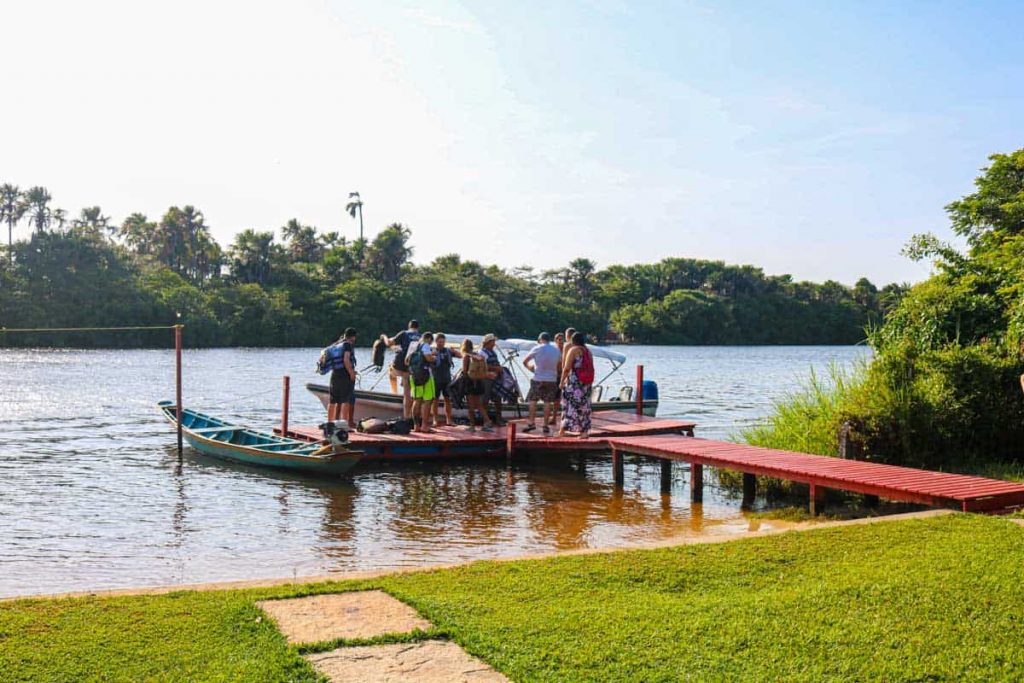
0, 183, 26, 264
345, 191, 364, 241
230, 229, 275, 284
23, 186, 53, 234
52, 208, 68, 232
366, 223, 412, 283
73, 206, 111, 235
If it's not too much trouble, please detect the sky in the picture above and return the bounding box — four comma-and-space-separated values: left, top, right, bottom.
2, 0, 1023, 286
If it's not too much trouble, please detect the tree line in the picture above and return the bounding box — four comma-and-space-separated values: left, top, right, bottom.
0, 182, 901, 348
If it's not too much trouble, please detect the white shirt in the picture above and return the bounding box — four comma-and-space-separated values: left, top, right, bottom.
524, 342, 561, 382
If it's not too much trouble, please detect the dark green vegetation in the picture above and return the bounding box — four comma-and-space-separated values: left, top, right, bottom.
2, 515, 1022, 681
0, 183, 896, 347
745, 148, 1024, 472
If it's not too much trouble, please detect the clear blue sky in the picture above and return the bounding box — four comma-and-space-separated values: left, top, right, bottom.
3, 0, 1022, 285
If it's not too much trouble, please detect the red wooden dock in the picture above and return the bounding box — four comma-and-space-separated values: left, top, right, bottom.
283, 411, 696, 460
607, 435, 1024, 514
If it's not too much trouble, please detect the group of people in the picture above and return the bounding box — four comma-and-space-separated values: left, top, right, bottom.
322, 320, 595, 438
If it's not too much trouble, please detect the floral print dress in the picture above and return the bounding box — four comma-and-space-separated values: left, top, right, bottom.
561, 350, 592, 433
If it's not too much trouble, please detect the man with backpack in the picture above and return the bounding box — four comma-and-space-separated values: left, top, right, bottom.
318, 327, 358, 425
431, 333, 461, 427
381, 320, 421, 419
406, 331, 437, 433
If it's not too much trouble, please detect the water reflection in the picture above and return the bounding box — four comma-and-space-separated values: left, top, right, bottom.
0, 346, 862, 596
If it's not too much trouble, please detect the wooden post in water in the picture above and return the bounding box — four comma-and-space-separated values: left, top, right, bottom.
505, 421, 516, 465
809, 483, 826, 516
660, 459, 672, 494
174, 324, 183, 455
612, 447, 624, 487
690, 462, 703, 503
741, 473, 757, 509
636, 365, 644, 416
281, 375, 291, 437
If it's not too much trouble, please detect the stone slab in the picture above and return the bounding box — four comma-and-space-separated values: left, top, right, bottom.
306, 641, 510, 682
257, 590, 432, 644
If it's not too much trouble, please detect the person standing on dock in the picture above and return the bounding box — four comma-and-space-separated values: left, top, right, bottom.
326, 327, 358, 426
431, 333, 461, 427
522, 332, 560, 434
479, 333, 504, 426
407, 331, 437, 433
382, 320, 421, 418
559, 331, 594, 439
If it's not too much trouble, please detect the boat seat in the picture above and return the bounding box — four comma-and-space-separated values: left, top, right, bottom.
590, 385, 604, 402
617, 386, 633, 402
191, 426, 236, 435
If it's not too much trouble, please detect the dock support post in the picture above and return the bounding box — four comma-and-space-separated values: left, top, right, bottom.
281, 375, 290, 436
810, 483, 826, 516
690, 463, 703, 503
636, 365, 644, 416
612, 448, 624, 487
660, 459, 672, 494
742, 473, 757, 509
174, 324, 183, 455
506, 422, 516, 465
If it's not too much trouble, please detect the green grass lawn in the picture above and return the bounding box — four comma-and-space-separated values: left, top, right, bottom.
3, 514, 1023, 682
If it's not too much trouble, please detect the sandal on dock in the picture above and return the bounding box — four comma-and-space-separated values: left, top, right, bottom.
523, 424, 536, 432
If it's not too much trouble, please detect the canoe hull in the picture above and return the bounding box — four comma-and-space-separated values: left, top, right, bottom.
159, 401, 362, 476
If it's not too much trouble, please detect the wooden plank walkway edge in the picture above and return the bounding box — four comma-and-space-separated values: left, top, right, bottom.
608, 435, 1024, 514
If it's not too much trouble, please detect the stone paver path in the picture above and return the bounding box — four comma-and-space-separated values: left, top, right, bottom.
257, 590, 432, 644
257, 590, 510, 681
306, 641, 511, 682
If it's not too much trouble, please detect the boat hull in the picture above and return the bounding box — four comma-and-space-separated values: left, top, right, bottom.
306, 384, 658, 421
159, 401, 362, 476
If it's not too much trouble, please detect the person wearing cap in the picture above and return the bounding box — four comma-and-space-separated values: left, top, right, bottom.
327, 327, 358, 425
381, 320, 421, 418
522, 332, 561, 434
479, 333, 504, 426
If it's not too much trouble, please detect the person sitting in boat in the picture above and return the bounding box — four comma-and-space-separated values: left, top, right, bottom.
431, 333, 462, 428
381, 320, 421, 419
479, 333, 505, 426
522, 332, 561, 434
324, 327, 358, 425
406, 331, 437, 433
460, 339, 493, 433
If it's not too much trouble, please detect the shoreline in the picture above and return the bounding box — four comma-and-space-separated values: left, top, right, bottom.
1, 509, 951, 603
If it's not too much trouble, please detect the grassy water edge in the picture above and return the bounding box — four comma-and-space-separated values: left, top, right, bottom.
4, 514, 1024, 681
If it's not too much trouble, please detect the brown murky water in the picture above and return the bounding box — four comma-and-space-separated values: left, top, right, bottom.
0, 346, 863, 597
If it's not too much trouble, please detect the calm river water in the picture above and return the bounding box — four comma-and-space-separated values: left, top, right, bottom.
0, 345, 867, 597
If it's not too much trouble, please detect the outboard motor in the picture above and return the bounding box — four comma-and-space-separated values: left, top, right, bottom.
319, 419, 350, 446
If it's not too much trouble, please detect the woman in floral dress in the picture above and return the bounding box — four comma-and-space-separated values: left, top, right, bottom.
558, 331, 593, 438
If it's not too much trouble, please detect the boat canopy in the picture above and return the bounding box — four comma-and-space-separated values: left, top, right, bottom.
439, 334, 627, 366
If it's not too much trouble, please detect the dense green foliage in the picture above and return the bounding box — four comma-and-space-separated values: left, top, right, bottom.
745, 149, 1024, 470
0, 183, 893, 347
3, 515, 1024, 681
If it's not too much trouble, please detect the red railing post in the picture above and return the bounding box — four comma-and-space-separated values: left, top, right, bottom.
281, 375, 291, 436
175, 324, 183, 455
506, 421, 516, 464
636, 364, 644, 416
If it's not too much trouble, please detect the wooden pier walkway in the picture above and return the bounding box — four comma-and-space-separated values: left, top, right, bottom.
284, 412, 1024, 514
284, 412, 696, 460
608, 435, 1024, 514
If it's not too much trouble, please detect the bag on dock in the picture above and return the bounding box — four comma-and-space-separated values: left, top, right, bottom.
387, 418, 414, 435
357, 418, 388, 434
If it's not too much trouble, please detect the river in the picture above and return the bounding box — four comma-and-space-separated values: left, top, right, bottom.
0, 345, 867, 597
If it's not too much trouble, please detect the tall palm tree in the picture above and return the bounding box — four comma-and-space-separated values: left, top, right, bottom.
0, 183, 26, 264
345, 191, 364, 241
73, 206, 111, 235
23, 186, 53, 234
